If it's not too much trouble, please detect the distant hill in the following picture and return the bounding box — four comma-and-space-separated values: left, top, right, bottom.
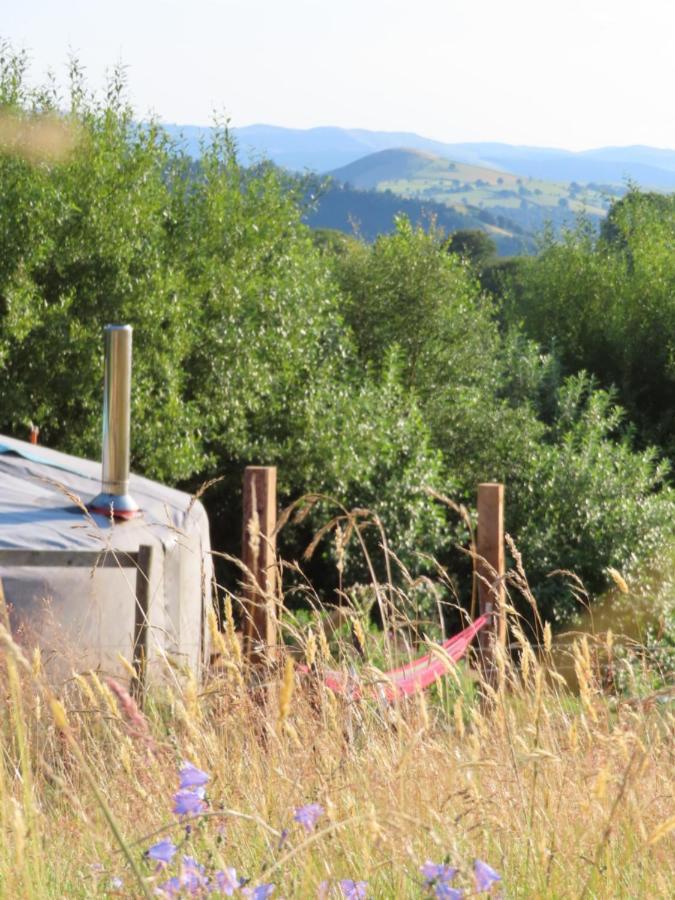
163, 123, 472, 173
160, 126, 674, 254
162, 123, 675, 189
462, 143, 675, 189
329, 148, 443, 188
328, 148, 618, 235
302, 176, 533, 256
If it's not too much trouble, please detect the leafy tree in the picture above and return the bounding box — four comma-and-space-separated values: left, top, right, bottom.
501, 191, 675, 457
310, 228, 361, 257
0, 54, 201, 479
332, 217, 674, 622
600, 188, 675, 249
0, 45, 447, 591
516, 374, 673, 621
1, 44, 672, 627
446, 229, 497, 269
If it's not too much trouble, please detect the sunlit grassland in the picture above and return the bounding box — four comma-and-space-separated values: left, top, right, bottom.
0, 551, 673, 899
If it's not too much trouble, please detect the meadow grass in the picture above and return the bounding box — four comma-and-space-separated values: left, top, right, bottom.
0, 546, 673, 899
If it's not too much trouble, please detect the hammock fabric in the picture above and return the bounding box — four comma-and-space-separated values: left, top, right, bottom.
300, 614, 488, 702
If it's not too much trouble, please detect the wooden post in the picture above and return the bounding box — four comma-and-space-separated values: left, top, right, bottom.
476, 483, 506, 679
242, 466, 278, 666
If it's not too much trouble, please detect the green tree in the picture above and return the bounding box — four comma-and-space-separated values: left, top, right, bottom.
0, 55, 201, 479
1, 44, 672, 626
501, 191, 675, 456
446, 229, 497, 269
0, 45, 447, 591
333, 218, 543, 483
332, 217, 673, 622
516, 374, 674, 621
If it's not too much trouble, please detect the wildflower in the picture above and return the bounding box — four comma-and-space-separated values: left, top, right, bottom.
156, 875, 181, 897
433, 885, 464, 900
173, 787, 207, 818
420, 861, 458, 886
242, 885, 275, 899
277, 827, 289, 850
293, 803, 324, 832
147, 840, 178, 865
110, 876, 123, 890
214, 867, 240, 896
181, 855, 204, 873
179, 761, 210, 790
177, 856, 208, 894
339, 880, 368, 899
474, 859, 501, 893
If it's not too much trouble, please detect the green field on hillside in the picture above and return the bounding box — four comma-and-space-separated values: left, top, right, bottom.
331, 149, 621, 234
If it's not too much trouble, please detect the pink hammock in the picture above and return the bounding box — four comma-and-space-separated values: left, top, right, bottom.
300, 614, 488, 702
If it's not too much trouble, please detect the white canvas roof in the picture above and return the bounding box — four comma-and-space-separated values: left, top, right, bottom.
0, 434, 212, 685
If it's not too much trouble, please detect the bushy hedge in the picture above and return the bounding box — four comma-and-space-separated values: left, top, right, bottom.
0, 44, 672, 624
332, 218, 674, 621
0, 47, 448, 586
499, 192, 675, 458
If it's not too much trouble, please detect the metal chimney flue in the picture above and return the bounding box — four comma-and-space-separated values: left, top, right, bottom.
89, 324, 141, 520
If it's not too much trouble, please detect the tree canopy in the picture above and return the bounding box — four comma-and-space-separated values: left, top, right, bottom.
0, 43, 672, 627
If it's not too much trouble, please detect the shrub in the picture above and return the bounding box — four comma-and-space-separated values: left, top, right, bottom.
0, 46, 447, 592
331, 219, 674, 622
502, 192, 675, 457
514, 374, 674, 621
1, 45, 672, 625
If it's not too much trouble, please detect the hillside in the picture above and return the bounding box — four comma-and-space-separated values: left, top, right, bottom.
161, 125, 675, 244
302, 177, 533, 255
329, 148, 619, 234
162, 123, 675, 189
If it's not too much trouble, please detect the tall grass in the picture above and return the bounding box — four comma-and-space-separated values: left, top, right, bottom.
0, 528, 673, 899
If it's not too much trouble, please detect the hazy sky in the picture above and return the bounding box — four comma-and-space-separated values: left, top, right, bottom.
4, 0, 674, 150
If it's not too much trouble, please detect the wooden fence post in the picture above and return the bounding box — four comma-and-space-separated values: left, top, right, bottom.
476, 482, 506, 679
242, 466, 278, 666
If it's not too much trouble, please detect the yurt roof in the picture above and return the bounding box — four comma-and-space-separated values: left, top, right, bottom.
0, 433, 206, 551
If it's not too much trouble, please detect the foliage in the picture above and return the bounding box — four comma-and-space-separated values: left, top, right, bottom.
332, 217, 542, 496
332, 218, 674, 622
334, 217, 497, 398
445, 229, 497, 269
600, 188, 675, 248
0, 44, 673, 625
501, 191, 675, 458
515, 374, 674, 621
477, 255, 529, 302
310, 228, 362, 257
0, 53, 202, 480
0, 45, 445, 588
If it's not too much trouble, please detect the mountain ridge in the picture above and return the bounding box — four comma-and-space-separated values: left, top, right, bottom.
161, 123, 675, 188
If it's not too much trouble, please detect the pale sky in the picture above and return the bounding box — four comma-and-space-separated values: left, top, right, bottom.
4, 0, 675, 150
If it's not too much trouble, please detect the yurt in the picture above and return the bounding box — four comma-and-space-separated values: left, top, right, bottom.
0, 326, 212, 690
